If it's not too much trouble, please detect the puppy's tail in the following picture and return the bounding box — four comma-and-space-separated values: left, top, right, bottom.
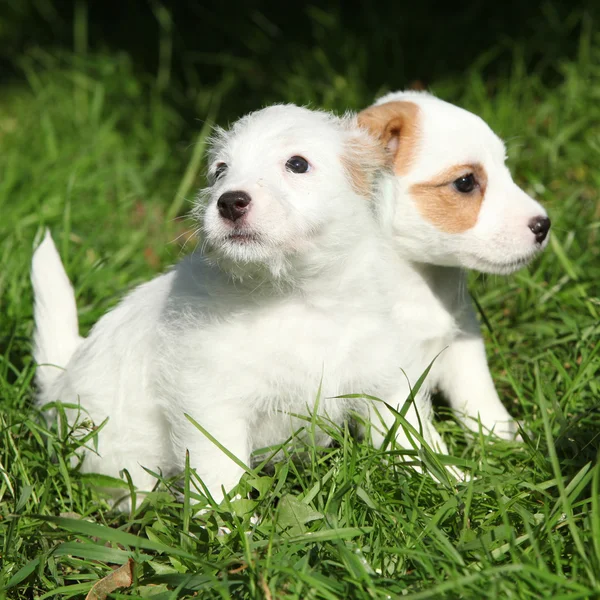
31, 231, 83, 394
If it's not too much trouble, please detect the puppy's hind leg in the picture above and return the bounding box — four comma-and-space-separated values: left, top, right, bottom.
79, 407, 174, 513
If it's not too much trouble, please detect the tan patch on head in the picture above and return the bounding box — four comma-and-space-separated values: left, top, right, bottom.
357, 101, 421, 176
410, 164, 487, 233
342, 123, 388, 198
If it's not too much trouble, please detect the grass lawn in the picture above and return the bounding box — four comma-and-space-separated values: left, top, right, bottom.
1, 8, 600, 600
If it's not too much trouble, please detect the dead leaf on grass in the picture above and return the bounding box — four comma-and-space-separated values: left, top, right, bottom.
85, 558, 134, 600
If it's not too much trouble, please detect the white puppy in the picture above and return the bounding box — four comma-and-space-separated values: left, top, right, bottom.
358, 91, 551, 439
32, 104, 446, 509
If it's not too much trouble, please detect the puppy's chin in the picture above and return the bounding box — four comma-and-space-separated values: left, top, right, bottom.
461, 250, 542, 275
202, 231, 290, 280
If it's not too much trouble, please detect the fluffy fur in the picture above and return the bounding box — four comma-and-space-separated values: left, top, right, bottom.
32, 104, 446, 508
359, 91, 551, 439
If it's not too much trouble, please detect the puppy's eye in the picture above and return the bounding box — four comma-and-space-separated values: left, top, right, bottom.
214, 163, 228, 180
286, 156, 310, 174
453, 174, 477, 193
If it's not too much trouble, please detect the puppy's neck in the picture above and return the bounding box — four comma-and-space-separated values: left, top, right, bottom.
411, 262, 470, 317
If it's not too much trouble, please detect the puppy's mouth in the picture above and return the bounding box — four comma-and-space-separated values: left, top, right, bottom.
226, 230, 261, 244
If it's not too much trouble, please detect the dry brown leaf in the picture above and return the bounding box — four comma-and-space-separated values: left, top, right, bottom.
59, 512, 83, 520
85, 559, 134, 600
228, 562, 248, 574
259, 574, 272, 600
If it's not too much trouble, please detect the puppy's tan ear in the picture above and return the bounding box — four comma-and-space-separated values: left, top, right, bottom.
357, 101, 420, 176
342, 118, 388, 198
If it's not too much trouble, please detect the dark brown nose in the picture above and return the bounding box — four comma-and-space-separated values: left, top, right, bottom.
217, 191, 251, 222
528, 216, 551, 244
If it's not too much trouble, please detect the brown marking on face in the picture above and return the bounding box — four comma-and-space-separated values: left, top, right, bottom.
342, 124, 388, 198
410, 163, 487, 233
357, 101, 421, 176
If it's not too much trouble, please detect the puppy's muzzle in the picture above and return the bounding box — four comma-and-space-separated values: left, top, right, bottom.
218, 191, 251, 222
528, 216, 551, 244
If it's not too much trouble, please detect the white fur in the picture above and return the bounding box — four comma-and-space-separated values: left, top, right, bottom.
367, 91, 550, 439
32, 105, 448, 509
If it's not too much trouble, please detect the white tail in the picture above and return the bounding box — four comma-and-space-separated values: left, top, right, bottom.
31, 231, 83, 394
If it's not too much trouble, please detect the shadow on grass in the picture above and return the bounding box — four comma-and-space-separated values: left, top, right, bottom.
1, 0, 598, 119
555, 406, 600, 474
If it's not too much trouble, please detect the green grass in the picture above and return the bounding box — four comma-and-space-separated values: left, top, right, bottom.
1, 9, 600, 600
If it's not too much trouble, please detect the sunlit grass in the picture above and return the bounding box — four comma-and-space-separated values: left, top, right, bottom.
0, 10, 599, 599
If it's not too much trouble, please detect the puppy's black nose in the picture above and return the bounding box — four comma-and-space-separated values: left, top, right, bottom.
217, 191, 251, 222
528, 216, 551, 243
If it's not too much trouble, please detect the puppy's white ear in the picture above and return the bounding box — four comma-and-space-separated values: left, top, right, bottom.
357, 101, 420, 176
341, 117, 388, 198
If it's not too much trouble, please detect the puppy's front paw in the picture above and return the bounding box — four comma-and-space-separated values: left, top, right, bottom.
472, 420, 523, 442
493, 418, 524, 442
462, 415, 525, 442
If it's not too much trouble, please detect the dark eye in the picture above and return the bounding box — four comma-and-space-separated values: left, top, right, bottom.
453, 173, 477, 193
214, 163, 228, 180
285, 156, 310, 174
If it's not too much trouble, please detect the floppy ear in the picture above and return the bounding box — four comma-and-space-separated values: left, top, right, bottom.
357, 101, 420, 176
341, 117, 388, 198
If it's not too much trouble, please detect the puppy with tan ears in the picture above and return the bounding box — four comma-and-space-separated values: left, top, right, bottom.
32, 104, 450, 510
359, 91, 551, 440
